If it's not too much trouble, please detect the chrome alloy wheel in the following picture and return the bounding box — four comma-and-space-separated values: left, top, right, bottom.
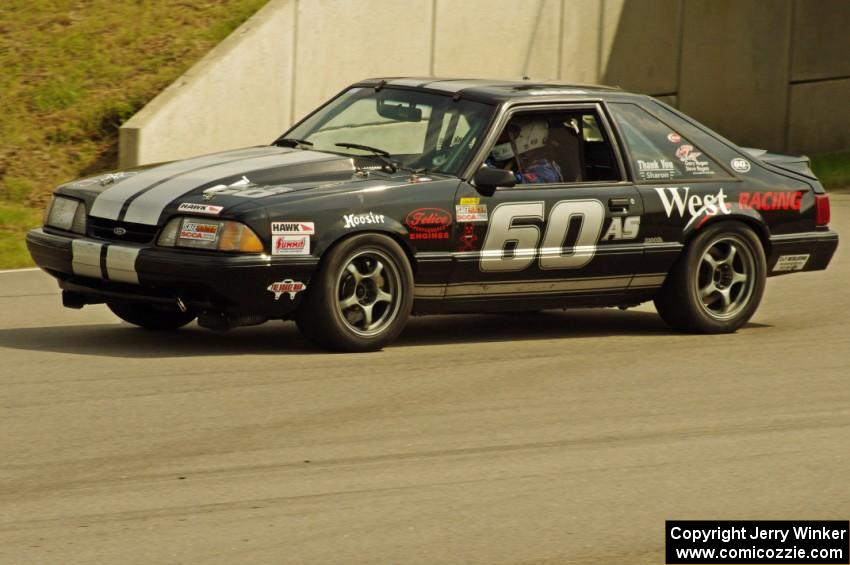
695, 235, 756, 320
335, 249, 402, 337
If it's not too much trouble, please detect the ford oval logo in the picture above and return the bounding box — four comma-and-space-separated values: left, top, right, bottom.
113, 227, 127, 236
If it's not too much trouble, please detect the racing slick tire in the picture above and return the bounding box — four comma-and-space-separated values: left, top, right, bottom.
296, 234, 414, 352
654, 222, 766, 333
107, 301, 196, 330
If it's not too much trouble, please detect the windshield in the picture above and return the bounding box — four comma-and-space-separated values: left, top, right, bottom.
283, 87, 495, 176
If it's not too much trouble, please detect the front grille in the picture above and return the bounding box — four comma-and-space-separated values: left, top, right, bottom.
88, 217, 159, 244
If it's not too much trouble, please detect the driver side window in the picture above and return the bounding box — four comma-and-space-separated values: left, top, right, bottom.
486, 110, 621, 185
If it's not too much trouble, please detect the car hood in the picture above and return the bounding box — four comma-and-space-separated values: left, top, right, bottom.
59, 146, 421, 226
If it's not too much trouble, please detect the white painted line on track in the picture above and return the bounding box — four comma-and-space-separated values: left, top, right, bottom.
0, 267, 41, 274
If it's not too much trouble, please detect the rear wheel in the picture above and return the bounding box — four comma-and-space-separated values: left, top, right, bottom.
107, 301, 196, 330
296, 234, 413, 352
654, 222, 766, 333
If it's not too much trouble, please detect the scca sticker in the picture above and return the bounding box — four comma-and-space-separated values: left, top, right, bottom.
179, 221, 219, 241
456, 203, 488, 223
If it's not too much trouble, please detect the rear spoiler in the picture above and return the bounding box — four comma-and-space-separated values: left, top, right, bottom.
741, 147, 817, 180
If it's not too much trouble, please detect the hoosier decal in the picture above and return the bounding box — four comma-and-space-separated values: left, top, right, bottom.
342, 212, 385, 228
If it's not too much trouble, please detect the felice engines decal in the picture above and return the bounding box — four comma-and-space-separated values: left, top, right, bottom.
405, 208, 452, 240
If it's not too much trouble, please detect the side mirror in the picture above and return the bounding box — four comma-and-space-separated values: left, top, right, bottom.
472, 166, 516, 196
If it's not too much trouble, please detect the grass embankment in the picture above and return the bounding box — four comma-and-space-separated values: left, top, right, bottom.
810, 151, 850, 193
0, 0, 269, 268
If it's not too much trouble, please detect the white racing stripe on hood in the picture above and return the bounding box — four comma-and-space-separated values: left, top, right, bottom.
89, 147, 283, 221
123, 150, 335, 225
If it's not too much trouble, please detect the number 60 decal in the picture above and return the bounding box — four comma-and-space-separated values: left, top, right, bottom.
480, 199, 606, 272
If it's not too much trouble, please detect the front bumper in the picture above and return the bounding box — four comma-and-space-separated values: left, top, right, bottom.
26, 228, 319, 318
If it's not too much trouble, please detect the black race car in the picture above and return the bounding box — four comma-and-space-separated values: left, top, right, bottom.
27, 78, 838, 351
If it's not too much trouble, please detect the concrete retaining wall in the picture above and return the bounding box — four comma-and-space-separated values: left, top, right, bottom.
120, 0, 850, 167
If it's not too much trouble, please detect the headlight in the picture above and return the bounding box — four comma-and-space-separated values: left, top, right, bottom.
45, 196, 87, 234
157, 217, 264, 253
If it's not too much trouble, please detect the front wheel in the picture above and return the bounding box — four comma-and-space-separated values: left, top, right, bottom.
296, 234, 414, 352
107, 301, 196, 330
654, 222, 766, 333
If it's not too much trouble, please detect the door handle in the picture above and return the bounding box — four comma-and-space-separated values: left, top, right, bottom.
608, 197, 631, 213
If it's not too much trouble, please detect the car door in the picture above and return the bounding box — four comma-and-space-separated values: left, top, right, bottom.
446, 103, 644, 307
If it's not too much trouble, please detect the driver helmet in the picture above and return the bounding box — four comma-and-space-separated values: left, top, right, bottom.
491, 119, 549, 161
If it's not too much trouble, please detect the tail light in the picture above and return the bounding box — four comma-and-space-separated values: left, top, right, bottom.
815, 194, 830, 226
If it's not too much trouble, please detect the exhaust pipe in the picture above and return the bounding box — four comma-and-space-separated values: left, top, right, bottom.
197, 311, 268, 332
62, 291, 87, 309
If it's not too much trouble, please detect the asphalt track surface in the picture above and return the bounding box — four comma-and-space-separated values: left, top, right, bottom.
1, 196, 848, 565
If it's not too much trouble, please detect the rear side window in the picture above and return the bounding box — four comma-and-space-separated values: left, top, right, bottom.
609, 102, 729, 182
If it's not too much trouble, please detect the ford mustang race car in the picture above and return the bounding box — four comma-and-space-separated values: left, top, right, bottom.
27, 78, 838, 351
